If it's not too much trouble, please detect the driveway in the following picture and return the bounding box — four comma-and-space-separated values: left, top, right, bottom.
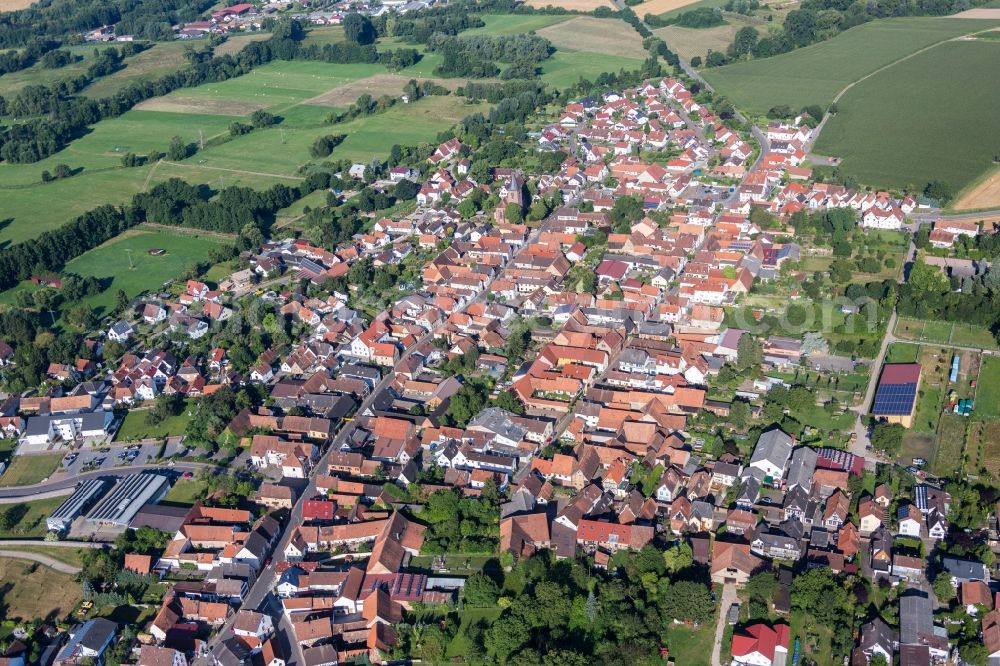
710, 583, 738, 666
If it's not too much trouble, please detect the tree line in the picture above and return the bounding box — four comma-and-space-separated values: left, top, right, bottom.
0, 0, 213, 48
706, 0, 992, 66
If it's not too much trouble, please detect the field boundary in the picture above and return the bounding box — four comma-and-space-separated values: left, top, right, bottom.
161, 160, 305, 181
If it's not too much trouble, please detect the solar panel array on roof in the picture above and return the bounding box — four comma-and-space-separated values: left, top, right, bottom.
872, 382, 917, 416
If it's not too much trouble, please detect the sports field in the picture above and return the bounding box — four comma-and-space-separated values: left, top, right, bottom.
702, 17, 1000, 114
814, 39, 1000, 193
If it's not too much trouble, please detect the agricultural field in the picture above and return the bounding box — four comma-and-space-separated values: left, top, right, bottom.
540, 51, 646, 88
0, 558, 81, 622
83, 41, 194, 99
815, 40, 1000, 193
654, 20, 747, 61
639, 0, 719, 17
138, 60, 387, 114
465, 13, 572, 35
702, 17, 1000, 115
525, 0, 614, 10
949, 165, 1000, 211
537, 17, 649, 59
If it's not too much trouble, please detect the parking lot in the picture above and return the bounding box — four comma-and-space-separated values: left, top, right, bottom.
59, 440, 186, 475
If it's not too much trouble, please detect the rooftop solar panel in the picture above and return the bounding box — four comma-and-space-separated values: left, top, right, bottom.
872, 381, 917, 416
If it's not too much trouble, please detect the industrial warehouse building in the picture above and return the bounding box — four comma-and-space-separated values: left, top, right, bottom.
46, 479, 109, 533
85, 473, 171, 528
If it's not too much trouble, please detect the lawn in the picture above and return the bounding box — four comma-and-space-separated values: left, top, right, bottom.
814, 40, 1000, 193
445, 608, 502, 659
664, 622, 716, 666
0, 558, 81, 622
0, 496, 67, 537
115, 403, 193, 442
0, 454, 64, 487
702, 17, 1000, 115
885, 342, 920, 364
162, 478, 209, 506
974, 356, 1000, 418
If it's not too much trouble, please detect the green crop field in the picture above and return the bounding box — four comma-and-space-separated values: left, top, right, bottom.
702, 17, 1000, 115
144, 60, 387, 114
814, 40, 1000, 193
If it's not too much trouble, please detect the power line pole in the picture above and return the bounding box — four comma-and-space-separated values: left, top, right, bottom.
126, 249, 134, 269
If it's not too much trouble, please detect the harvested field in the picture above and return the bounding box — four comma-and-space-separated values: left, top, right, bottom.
537, 16, 649, 58
953, 7, 1000, 17
654, 22, 743, 60
952, 166, 1000, 210
306, 73, 463, 107
526, 0, 613, 10
136, 95, 266, 116
0, 0, 34, 10
215, 33, 271, 56
635, 0, 709, 15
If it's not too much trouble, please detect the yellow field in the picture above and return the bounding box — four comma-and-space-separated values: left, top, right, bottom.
0, 0, 34, 10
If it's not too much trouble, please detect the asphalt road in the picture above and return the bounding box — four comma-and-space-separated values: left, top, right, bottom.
199, 225, 546, 666
0, 462, 214, 501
